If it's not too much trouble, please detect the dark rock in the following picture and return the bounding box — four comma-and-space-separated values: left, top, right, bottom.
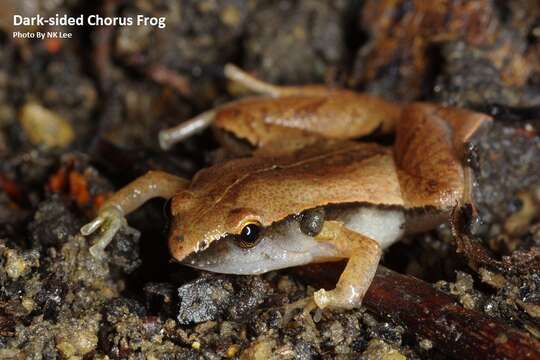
28, 196, 81, 248
107, 225, 142, 275
34, 274, 66, 321
226, 276, 270, 321
177, 276, 234, 325
104, 297, 147, 319
176, 274, 271, 325
472, 122, 540, 235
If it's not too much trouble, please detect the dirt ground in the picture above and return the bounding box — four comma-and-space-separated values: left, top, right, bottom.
0, 1, 539, 359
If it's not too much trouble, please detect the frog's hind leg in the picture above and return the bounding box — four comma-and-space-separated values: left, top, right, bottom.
313, 221, 382, 309
159, 109, 216, 150
158, 64, 331, 150
159, 64, 403, 150
394, 103, 492, 211
224, 63, 330, 97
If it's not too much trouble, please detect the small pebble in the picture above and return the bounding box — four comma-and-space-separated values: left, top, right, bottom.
4, 249, 28, 279
226, 344, 240, 358
362, 339, 406, 360
19, 102, 74, 148
419, 338, 433, 350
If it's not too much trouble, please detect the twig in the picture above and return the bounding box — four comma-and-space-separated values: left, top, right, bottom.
365, 267, 540, 359
296, 264, 540, 359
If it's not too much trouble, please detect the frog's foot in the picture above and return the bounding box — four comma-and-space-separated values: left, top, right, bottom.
312, 221, 381, 310
313, 286, 361, 310
81, 206, 132, 259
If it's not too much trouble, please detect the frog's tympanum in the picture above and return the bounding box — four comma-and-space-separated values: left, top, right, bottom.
81, 65, 491, 309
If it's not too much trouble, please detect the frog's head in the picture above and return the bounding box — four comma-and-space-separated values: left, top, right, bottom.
168, 192, 337, 275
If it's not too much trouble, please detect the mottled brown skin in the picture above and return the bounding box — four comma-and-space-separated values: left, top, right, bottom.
81, 64, 492, 309
214, 92, 401, 150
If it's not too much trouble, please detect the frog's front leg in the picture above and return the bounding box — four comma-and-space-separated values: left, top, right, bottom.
81, 170, 189, 258
313, 221, 382, 309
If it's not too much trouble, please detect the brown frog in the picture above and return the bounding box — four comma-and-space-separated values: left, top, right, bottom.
81, 65, 491, 309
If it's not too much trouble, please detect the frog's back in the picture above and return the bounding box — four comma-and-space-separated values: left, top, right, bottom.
191, 140, 403, 224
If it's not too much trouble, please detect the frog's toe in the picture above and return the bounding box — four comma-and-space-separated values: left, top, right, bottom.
88, 215, 124, 259
81, 206, 127, 259
313, 288, 330, 309
313, 287, 361, 310
81, 216, 105, 236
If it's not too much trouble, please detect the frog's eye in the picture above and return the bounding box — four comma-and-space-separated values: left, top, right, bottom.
300, 207, 325, 237
236, 222, 262, 249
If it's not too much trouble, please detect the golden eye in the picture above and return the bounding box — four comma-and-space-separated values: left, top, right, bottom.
236, 222, 262, 249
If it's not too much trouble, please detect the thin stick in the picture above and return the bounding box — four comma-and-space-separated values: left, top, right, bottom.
365, 267, 540, 359
296, 264, 540, 359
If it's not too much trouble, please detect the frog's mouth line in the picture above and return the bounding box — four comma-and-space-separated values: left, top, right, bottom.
181, 223, 341, 275
181, 202, 406, 274
183, 237, 314, 266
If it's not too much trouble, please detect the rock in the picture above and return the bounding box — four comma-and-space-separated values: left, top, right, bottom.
177, 276, 234, 324
362, 339, 406, 360
19, 102, 74, 148
106, 225, 142, 275
55, 316, 100, 358
28, 196, 81, 248
240, 337, 276, 360
176, 275, 271, 325
2, 247, 39, 280
226, 276, 270, 321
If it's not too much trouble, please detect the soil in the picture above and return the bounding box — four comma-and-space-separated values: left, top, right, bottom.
0, 1, 539, 359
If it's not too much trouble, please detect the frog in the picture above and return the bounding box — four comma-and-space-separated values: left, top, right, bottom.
81, 64, 491, 309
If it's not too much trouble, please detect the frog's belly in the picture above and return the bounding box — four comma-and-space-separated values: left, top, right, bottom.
336, 206, 406, 249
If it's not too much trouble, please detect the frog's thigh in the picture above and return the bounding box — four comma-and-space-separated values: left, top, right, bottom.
314, 221, 382, 309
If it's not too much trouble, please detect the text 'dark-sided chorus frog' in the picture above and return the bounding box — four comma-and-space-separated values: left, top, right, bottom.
81, 64, 491, 309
